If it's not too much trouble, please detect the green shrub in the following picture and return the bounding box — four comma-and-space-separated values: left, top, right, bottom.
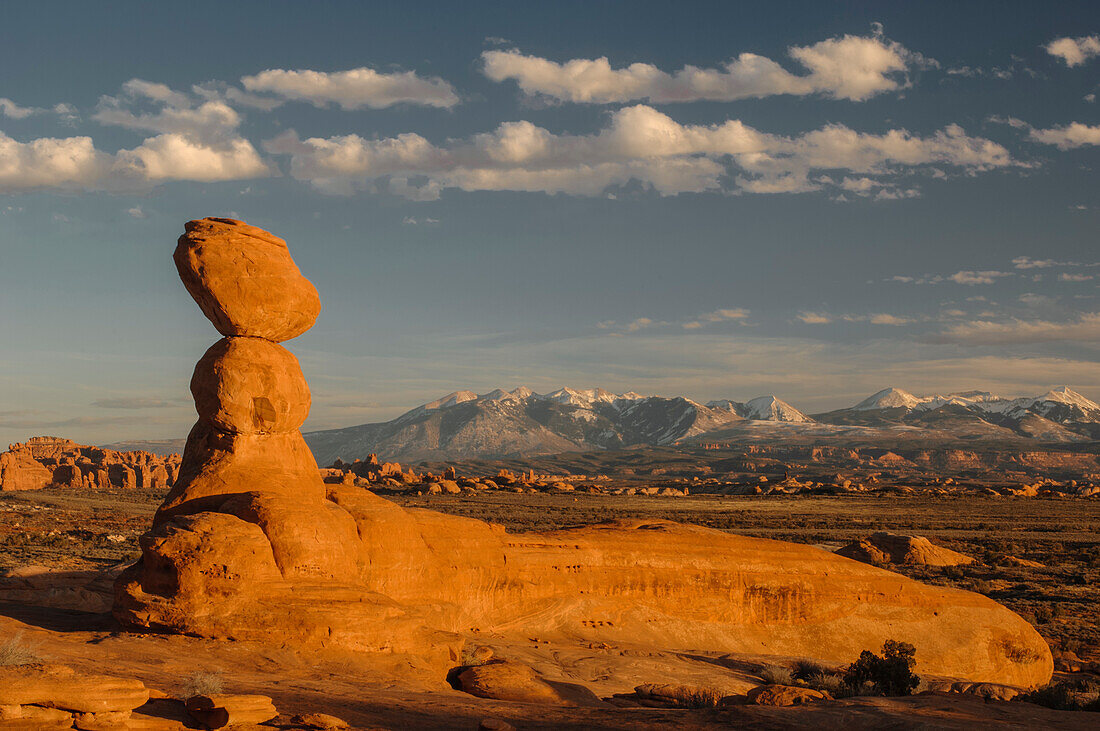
842, 640, 919, 696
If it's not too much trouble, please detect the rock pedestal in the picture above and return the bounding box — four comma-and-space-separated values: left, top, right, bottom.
115, 219, 1053, 689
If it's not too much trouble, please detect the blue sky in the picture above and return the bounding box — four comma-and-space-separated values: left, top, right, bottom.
1, 0, 1099, 444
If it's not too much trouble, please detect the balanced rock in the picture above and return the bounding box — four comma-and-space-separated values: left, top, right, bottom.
836, 532, 975, 567
115, 219, 1053, 692
174, 217, 320, 342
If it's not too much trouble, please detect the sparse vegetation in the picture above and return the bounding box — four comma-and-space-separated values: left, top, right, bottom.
758, 664, 793, 685
791, 658, 828, 680
460, 646, 491, 668
182, 670, 224, 698
670, 686, 724, 708
842, 640, 919, 697
1002, 640, 1045, 664
1019, 679, 1100, 712
805, 672, 850, 697
0, 632, 43, 666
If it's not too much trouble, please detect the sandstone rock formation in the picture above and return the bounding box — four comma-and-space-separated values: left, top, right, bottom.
836, 532, 975, 567
0, 437, 180, 492
456, 661, 567, 705
114, 218, 1053, 691
185, 694, 277, 728
0, 663, 150, 717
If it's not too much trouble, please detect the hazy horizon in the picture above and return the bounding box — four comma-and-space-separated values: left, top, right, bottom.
2, 0, 1099, 445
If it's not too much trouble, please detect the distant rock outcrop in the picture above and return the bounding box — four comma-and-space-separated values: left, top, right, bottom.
0, 437, 180, 492
115, 219, 1052, 691
836, 532, 975, 567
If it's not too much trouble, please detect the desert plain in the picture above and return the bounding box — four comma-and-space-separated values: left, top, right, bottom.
0, 217, 1097, 730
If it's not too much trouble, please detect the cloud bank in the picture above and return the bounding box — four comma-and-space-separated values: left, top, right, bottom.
0, 80, 271, 193
265, 104, 1013, 198
483, 33, 928, 103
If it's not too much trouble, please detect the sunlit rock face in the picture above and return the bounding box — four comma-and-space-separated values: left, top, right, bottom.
0, 437, 179, 492
114, 218, 1053, 689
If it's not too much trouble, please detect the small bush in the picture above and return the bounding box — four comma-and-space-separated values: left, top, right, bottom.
791, 659, 828, 681
971, 579, 995, 595
460, 648, 486, 667
758, 664, 793, 685
1020, 680, 1100, 711
806, 672, 849, 697
182, 670, 224, 698
842, 640, 919, 697
0, 632, 43, 666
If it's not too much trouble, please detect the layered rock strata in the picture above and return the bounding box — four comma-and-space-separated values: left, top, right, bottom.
0, 437, 179, 492
115, 219, 1053, 689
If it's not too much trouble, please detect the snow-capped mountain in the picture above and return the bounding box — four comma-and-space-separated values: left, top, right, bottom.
305, 387, 805, 464
848, 386, 1099, 421
818, 385, 1100, 440
707, 396, 813, 423
304, 385, 1100, 464
853, 387, 926, 411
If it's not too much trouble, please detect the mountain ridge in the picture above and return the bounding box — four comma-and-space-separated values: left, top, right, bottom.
304, 385, 1100, 464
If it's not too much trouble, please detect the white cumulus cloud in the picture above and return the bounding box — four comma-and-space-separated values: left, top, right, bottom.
113, 134, 270, 183
241, 67, 460, 109
0, 132, 111, 192
1029, 122, 1100, 149
265, 104, 1013, 199
0, 98, 40, 119
1046, 35, 1100, 67
483, 32, 929, 104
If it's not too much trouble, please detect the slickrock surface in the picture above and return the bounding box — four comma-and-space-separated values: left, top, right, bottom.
0, 437, 179, 492
114, 218, 1054, 691
836, 532, 976, 567
0, 663, 150, 713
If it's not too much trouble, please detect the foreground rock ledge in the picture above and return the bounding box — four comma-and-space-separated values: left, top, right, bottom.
114, 218, 1053, 690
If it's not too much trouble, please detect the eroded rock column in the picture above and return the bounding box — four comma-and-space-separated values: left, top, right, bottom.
115, 219, 369, 636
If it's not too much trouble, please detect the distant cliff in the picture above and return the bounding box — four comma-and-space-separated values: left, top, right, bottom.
0, 436, 181, 491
